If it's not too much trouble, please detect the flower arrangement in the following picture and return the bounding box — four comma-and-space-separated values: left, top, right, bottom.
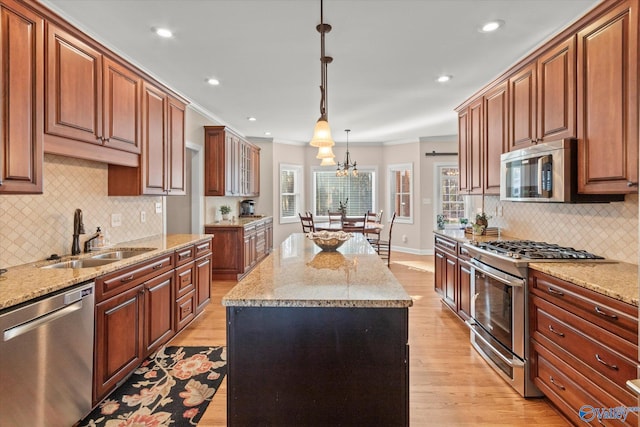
338, 198, 349, 217
475, 212, 491, 226
220, 205, 231, 215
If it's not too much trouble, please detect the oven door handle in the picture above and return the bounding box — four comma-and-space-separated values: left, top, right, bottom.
465, 320, 525, 368
470, 259, 524, 288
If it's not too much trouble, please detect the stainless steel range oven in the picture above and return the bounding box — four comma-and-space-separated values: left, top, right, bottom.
463, 239, 605, 398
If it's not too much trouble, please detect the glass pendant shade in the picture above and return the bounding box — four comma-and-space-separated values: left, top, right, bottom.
316, 145, 335, 159
310, 118, 335, 147
320, 156, 337, 166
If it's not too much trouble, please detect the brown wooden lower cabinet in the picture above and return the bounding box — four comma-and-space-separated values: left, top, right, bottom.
529, 269, 638, 426
433, 234, 471, 321
93, 239, 212, 406
205, 217, 273, 280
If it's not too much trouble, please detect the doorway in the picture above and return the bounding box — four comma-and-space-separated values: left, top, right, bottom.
166, 143, 203, 234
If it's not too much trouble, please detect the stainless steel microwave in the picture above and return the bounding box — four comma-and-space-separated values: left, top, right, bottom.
500, 139, 623, 203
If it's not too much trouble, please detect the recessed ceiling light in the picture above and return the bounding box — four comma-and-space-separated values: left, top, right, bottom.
437, 75, 452, 83
264, 131, 271, 136
207, 78, 220, 86
480, 20, 504, 33
247, 117, 257, 122
154, 27, 173, 38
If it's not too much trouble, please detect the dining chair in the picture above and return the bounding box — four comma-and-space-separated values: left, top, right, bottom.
342, 215, 366, 233
365, 210, 383, 244
299, 213, 315, 233
375, 212, 396, 266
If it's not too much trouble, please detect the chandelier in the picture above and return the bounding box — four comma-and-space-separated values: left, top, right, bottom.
336, 129, 358, 177
310, 0, 336, 160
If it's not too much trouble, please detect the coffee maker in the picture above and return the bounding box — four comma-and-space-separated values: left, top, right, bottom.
240, 200, 255, 216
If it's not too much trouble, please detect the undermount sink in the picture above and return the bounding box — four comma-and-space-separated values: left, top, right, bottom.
41, 258, 118, 269
90, 249, 153, 260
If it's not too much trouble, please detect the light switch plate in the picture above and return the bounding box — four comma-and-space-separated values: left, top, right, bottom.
155, 202, 162, 214
111, 213, 122, 227
140, 211, 146, 223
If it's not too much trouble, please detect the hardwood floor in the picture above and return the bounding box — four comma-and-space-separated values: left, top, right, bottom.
171, 252, 569, 426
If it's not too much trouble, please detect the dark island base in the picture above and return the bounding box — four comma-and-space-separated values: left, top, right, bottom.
226, 306, 409, 426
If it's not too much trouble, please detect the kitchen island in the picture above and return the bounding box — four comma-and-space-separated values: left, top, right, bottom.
222, 233, 412, 426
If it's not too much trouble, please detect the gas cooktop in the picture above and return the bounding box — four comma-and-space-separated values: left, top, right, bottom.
472, 240, 604, 260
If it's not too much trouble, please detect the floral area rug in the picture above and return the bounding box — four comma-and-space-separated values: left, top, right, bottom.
80, 346, 226, 427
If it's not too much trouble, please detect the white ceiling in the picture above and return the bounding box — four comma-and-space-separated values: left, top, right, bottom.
42, 0, 600, 145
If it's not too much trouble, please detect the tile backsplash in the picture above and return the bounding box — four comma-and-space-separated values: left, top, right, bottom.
474, 195, 638, 264
0, 154, 163, 268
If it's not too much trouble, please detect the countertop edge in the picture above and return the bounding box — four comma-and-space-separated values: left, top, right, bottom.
221, 298, 414, 308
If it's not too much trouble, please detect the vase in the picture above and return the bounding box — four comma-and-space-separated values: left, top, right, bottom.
222, 214, 229, 220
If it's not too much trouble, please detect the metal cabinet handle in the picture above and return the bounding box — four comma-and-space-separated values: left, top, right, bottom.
548, 324, 565, 337
152, 263, 164, 270
595, 354, 618, 370
627, 181, 638, 187
547, 287, 564, 297
120, 274, 134, 283
594, 306, 618, 320
549, 376, 565, 390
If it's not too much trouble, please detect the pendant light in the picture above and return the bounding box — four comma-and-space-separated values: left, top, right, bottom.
336, 129, 358, 177
310, 0, 335, 148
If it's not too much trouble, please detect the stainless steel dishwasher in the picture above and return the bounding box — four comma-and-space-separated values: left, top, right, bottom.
0, 281, 95, 427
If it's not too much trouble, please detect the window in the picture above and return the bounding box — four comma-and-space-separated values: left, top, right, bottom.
434, 163, 465, 226
280, 164, 302, 223
389, 163, 412, 223
312, 168, 376, 217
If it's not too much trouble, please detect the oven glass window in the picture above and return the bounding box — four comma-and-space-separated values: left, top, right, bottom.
474, 270, 513, 352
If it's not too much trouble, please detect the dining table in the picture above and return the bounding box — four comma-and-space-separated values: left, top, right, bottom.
314, 220, 383, 232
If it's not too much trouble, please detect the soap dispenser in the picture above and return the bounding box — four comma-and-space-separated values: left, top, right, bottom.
96, 227, 104, 248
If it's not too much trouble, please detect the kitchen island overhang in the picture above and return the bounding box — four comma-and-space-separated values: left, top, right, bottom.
222, 233, 412, 426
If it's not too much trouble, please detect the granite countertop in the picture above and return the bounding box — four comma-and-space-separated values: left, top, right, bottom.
529, 261, 639, 307
222, 233, 413, 308
205, 215, 272, 228
0, 234, 212, 311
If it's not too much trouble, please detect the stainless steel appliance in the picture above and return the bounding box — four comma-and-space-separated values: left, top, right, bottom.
500, 139, 623, 203
0, 281, 95, 426
240, 199, 255, 216
463, 240, 606, 397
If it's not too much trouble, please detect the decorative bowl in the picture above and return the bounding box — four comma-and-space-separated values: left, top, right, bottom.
306, 231, 352, 251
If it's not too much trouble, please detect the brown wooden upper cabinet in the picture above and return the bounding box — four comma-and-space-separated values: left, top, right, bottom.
508, 37, 576, 150
483, 81, 508, 195
457, 98, 483, 194
108, 81, 186, 196
204, 125, 260, 197
45, 25, 141, 155
577, 0, 638, 194
0, 0, 43, 194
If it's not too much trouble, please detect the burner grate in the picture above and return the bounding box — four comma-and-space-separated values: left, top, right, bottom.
479, 240, 603, 260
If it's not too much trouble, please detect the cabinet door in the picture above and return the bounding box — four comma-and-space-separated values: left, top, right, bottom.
103, 58, 140, 153
443, 253, 457, 312
250, 145, 261, 196
204, 127, 225, 196
457, 110, 469, 193
141, 81, 167, 194
225, 134, 240, 195
537, 37, 576, 142
243, 229, 256, 271
458, 260, 472, 321
577, 1, 638, 193
46, 24, 102, 144
468, 98, 483, 194
143, 270, 174, 355
208, 227, 242, 277
508, 62, 537, 150
0, 0, 43, 194
434, 249, 445, 296
195, 254, 212, 314
94, 285, 144, 404
167, 96, 186, 194
483, 82, 508, 195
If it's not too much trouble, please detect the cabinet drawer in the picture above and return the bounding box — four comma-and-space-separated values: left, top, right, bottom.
195, 239, 212, 256
532, 342, 638, 427
175, 290, 196, 332
175, 245, 195, 266
434, 236, 457, 255
175, 262, 195, 298
531, 295, 637, 391
96, 253, 174, 302
457, 244, 471, 261
530, 270, 637, 343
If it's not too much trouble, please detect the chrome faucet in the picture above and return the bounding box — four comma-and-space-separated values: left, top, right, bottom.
72, 209, 85, 255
